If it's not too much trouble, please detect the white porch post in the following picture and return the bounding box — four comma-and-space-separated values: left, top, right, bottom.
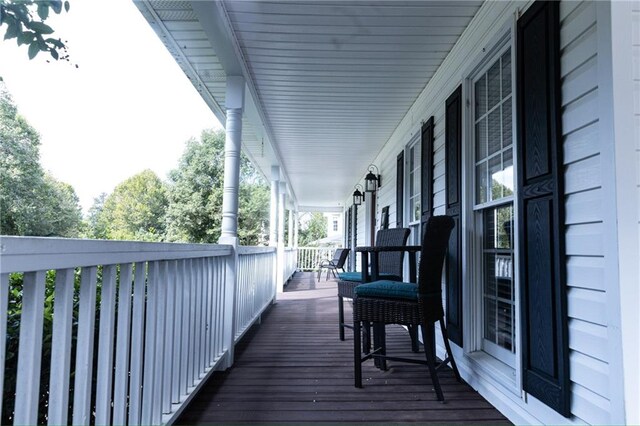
276, 182, 287, 293
220, 76, 245, 243
269, 166, 280, 247
288, 209, 294, 247
293, 210, 299, 248
219, 75, 244, 369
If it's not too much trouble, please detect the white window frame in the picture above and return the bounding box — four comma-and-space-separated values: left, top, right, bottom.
461, 22, 523, 396
405, 133, 422, 246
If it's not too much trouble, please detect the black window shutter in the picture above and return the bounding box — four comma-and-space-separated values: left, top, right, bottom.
420, 117, 435, 231
396, 151, 404, 227
517, 1, 569, 416
445, 86, 463, 346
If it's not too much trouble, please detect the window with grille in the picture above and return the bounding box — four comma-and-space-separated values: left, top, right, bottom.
473, 47, 516, 367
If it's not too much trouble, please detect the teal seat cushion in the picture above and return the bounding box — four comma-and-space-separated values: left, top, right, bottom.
338, 272, 402, 282
354, 280, 418, 300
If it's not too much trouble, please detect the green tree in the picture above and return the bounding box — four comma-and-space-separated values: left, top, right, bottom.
98, 170, 168, 241
166, 129, 270, 245
0, 81, 82, 236
298, 212, 327, 246
1, 0, 71, 60
84, 192, 108, 239
238, 160, 269, 246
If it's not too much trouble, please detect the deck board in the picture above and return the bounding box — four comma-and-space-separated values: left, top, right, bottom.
176, 272, 510, 424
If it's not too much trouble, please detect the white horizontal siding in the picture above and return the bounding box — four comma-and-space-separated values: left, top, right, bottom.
564, 155, 601, 194
568, 319, 608, 361
561, 2, 610, 422
571, 383, 611, 425
565, 189, 603, 225
566, 256, 605, 292
634, 6, 640, 245
569, 351, 609, 399
360, 0, 613, 424
567, 287, 607, 326
563, 121, 600, 164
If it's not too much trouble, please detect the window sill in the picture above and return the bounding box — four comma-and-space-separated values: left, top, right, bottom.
465, 350, 520, 398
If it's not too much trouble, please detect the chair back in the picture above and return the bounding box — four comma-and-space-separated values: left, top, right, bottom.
334, 248, 350, 268
418, 216, 454, 323
375, 228, 410, 277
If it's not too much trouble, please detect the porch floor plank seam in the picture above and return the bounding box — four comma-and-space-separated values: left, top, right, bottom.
176, 272, 510, 424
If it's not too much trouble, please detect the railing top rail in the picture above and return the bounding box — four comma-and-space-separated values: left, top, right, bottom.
238, 246, 277, 255
0, 236, 233, 273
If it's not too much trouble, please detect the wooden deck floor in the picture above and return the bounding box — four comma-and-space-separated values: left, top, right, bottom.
176, 272, 510, 424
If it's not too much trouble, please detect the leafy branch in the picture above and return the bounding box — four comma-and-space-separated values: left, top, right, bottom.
0, 0, 72, 62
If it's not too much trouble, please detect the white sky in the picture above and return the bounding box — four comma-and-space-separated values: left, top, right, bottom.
0, 0, 222, 213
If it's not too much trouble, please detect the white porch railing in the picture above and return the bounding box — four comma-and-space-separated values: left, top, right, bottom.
296, 247, 337, 271
0, 237, 276, 426
283, 247, 297, 282
235, 246, 276, 342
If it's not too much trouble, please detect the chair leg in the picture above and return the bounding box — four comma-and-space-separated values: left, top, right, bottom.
409, 325, 420, 353
373, 323, 387, 370
362, 321, 371, 354
439, 318, 461, 382
354, 319, 362, 388
338, 295, 345, 341
421, 324, 444, 402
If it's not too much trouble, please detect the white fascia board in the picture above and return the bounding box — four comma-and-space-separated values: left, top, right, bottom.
190, 0, 297, 207
134, 1, 226, 125
298, 206, 345, 214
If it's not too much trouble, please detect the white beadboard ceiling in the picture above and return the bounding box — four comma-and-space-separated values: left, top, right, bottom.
136, 0, 483, 211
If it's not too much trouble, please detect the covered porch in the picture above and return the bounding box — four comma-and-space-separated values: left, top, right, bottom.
176, 272, 508, 424
1, 0, 638, 425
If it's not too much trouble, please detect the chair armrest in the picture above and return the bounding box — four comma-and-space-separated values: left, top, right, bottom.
355, 245, 420, 283
356, 245, 421, 253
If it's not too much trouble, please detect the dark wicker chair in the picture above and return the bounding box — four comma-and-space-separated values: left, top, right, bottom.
316, 248, 350, 281
337, 228, 410, 341
352, 215, 461, 401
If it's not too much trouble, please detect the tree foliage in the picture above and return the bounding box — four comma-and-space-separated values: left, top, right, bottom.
94, 170, 168, 242
165, 129, 270, 245
0, 82, 82, 236
0, 0, 71, 61
298, 212, 327, 246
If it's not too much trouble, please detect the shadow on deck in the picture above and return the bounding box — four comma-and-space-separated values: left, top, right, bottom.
176, 272, 510, 424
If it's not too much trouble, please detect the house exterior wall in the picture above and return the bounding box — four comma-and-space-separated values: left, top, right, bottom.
348, 1, 633, 424
632, 4, 640, 421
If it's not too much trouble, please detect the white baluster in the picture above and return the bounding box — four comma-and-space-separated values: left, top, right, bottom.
172, 260, 183, 403
180, 259, 191, 395
95, 265, 117, 425
13, 271, 46, 426
164, 260, 177, 411
72, 267, 97, 425
153, 261, 167, 424
128, 262, 146, 426
48, 268, 75, 425
113, 263, 133, 425
141, 261, 158, 425
0, 273, 9, 422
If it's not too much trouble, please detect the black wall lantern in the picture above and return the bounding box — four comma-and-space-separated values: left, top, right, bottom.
364, 164, 381, 193
352, 184, 364, 206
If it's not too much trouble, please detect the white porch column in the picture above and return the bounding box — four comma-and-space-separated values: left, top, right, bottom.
287, 209, 294, 247
220, 76, 245, 243
276, 182, 287, 293
293, 210, 299, 248
269, 166, 280, 247
219, 76, 244, 369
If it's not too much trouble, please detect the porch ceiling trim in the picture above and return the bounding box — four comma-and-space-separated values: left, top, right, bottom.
135, 0, 484, 210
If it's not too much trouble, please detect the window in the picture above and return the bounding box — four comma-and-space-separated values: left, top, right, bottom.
332, 218, 339, 232
473, 47, 515, 367
406, 140, 421, 245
